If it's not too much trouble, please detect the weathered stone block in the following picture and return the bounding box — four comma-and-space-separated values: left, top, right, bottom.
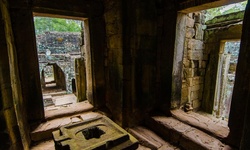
191, 90, 199, 100
183, 58, 190, 68
187, 13, 193, 18
192, 100, 201, 109
194, 12, 201, 23
186, 27, 195, 38
187, 77, 203, 86
184, 68, 197, 78
187, 39, 204, 50
188, 50, 203, 60
182, 81, 187, 88
182, 87, 188, 103
194, 23, 203, 40
186, 17, 195, 28
191, 84, 202, 92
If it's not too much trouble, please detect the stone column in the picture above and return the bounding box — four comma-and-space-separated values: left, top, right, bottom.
75, 57, 87, 102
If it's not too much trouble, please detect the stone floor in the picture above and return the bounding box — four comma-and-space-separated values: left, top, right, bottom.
32, 82, 231, 150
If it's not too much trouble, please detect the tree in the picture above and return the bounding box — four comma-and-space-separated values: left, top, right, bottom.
34, 17, 82, 35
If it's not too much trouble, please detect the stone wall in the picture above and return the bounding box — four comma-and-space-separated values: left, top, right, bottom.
103, 0, 177, 126
181, 11, 206, 110
0, 10, 22, 149
36, 32, 82, 92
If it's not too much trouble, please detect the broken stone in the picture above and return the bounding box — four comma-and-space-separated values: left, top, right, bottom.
184, 68, 197, 78
183, 58, 190, 68
195, 23, 204, 40
187, 13, 193, 19
184, 102, 193, 112
186, 17, 195, 28
186, 27, 195, 38
194, 12, 201, 23
187, 39, 204, 50
188, 50, 203, 60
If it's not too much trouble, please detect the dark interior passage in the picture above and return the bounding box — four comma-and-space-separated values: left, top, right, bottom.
1, 0, 250, 149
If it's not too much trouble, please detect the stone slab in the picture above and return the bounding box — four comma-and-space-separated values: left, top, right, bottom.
146, 115, 231, 150
45, 101, 94, 120
31, 112, 100, 142
128, 126, 179, 150
53, 116, 138, 150
171, 110, 230, 139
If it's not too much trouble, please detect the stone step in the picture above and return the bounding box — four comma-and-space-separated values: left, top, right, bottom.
171, 109, 229, 140
128, 126, 180, 150
45, 100, 94, 120
30, 139, 54, 150
31, 139, 149, 150
146, 116, 232, 150
31, 112, 102, 142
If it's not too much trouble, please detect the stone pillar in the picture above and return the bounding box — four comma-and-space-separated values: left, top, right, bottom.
172, 13, 186, 109
9, 3, 44, 122
75, 57, 87, 102
0, 0, 30, 149
0, 7, 22, 149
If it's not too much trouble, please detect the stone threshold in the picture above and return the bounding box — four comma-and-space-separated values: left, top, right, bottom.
128, 126, 180, 150
146, 115, 232, 150
44, 100, 94, 120
171, 109, 229, 140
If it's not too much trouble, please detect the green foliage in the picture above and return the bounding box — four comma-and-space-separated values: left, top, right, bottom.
205, 1, 247, 22
34, 17, 82, 35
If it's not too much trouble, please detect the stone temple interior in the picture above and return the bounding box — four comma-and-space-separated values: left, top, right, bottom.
1, 0, 250, 149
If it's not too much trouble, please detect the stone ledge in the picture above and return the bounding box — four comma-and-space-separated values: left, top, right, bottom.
44, 100, 94, 120
146, 115, 231, 150
128, 126, 179, 150
31, 112, 101, 142
171, 109, 229, 140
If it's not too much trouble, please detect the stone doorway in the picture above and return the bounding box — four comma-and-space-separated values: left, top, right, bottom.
214, 41, 240, 119
33, 15, 92, 111
173, 2, 245, 127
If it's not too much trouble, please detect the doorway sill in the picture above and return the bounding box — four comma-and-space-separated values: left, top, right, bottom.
45, 100, 94, 120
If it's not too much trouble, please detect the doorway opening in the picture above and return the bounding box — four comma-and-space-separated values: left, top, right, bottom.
33, 15, 92, 111
214, 40, 240, 120
172, 1, 246, 133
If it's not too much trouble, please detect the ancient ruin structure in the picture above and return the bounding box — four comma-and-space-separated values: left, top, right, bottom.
1, 0, 250, 149
37, 31, 81, 92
